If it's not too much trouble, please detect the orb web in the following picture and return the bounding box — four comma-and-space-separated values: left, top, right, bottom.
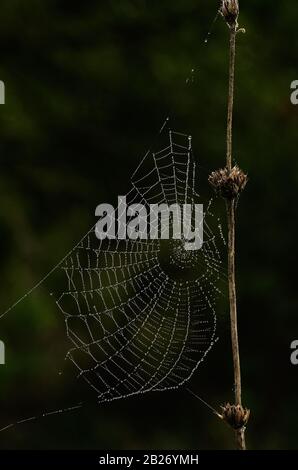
56, 129, 225, 403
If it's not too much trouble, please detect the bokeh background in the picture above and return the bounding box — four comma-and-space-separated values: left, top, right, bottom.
0, 0, 298, 450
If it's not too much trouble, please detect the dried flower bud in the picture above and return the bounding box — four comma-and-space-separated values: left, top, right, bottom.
208, 165, 248, 200
221, 0, 239, 27
220, 403, 250, 430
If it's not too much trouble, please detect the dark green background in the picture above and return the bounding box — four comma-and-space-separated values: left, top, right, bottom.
0, 0, 297, 450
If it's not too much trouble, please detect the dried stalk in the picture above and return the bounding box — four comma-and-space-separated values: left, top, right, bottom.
209, 1, 249, 450
226, 23, 236, 172
227, 198, 245, 448
226, 21, 245, 450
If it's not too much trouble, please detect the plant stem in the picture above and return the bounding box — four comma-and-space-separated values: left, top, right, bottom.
227, 24, 236, 171
226, 23, 246, 450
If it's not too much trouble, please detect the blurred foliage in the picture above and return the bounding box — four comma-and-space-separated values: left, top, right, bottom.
0, 0, 298, 450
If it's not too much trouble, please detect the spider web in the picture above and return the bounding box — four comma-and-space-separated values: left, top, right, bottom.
56, 129, 225, 404
0, 7, 227, 434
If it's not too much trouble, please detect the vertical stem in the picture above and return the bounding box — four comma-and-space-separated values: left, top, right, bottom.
227, 199, 245, 450
227, 24, 236, 171
227, 200, 241, 406
226, 24, 246, 450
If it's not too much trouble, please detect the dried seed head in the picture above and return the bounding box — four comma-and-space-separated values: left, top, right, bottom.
208, 165, 248, 200
220, 403, 250, 430
221, 0, 239, 27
